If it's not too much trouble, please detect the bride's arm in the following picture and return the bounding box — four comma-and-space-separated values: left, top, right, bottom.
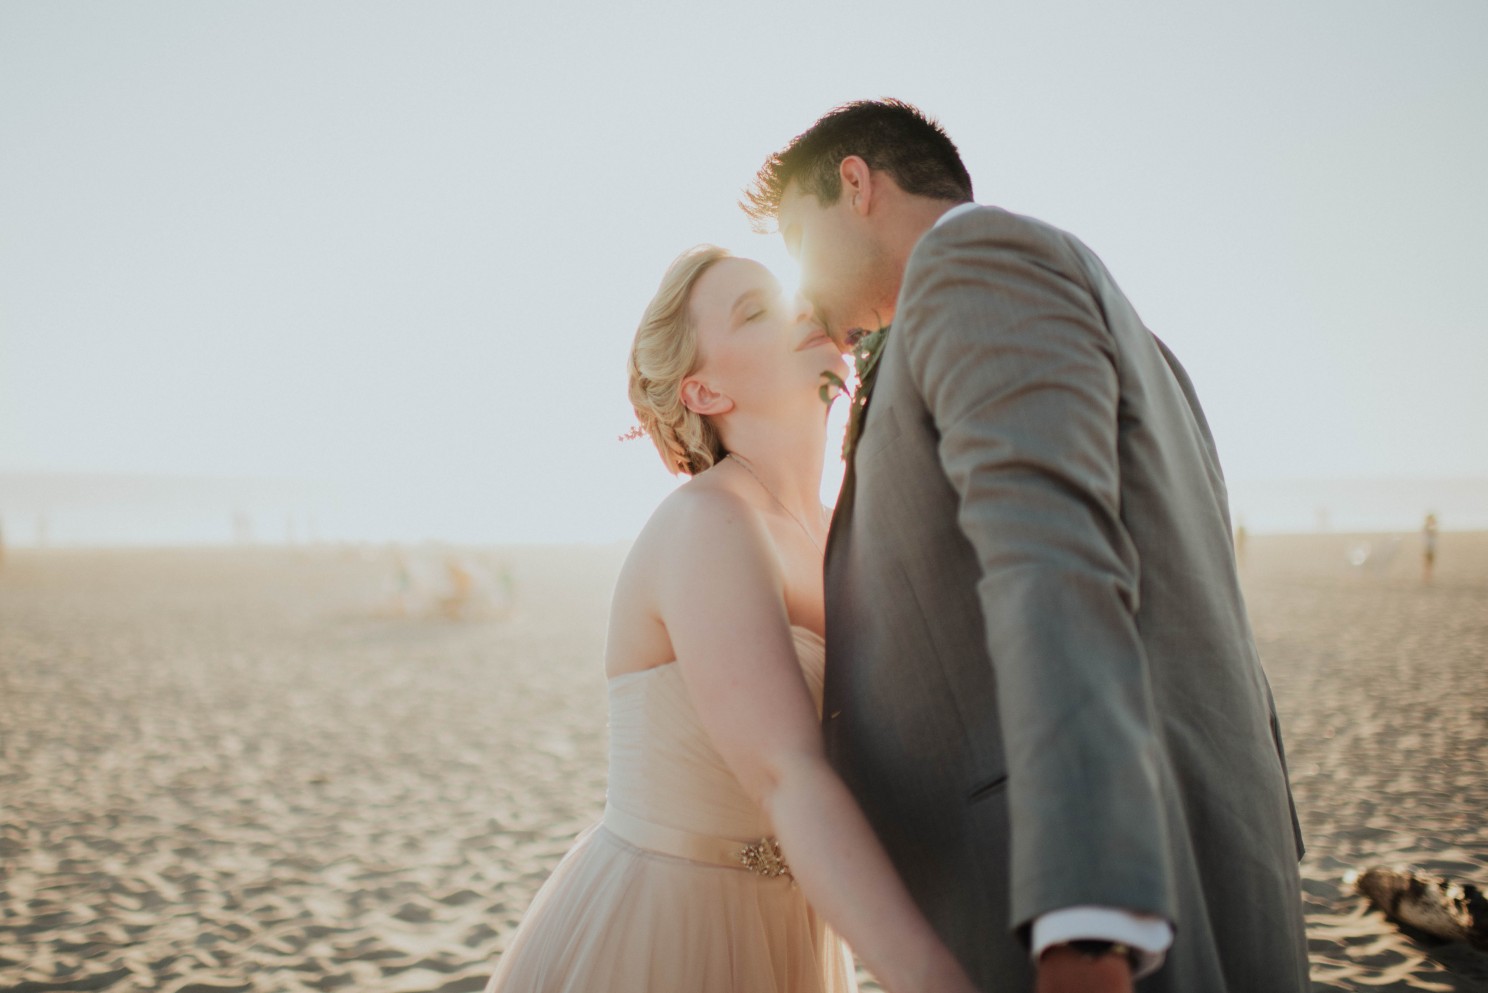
655, 488, 976, 993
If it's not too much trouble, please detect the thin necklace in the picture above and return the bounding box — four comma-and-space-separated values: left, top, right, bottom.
726, 452, 826, 556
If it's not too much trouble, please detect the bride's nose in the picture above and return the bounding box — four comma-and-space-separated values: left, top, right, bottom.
789, 296, 816, 325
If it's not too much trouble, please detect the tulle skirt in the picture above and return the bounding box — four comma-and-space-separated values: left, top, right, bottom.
485, 824, 857, 993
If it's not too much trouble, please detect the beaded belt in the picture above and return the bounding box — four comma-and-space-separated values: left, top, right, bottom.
602, 805, 791, 879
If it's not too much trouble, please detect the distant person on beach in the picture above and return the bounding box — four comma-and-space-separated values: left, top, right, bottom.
1423, 512, 1440, 582
741, 99, 1309, 991
440, 555, 474, 620
484, 248, 976, 993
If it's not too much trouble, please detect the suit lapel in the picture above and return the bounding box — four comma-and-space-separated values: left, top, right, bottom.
825, 449, 855, 562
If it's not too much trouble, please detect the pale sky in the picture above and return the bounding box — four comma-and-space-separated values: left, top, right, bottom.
2, 1, 1484, 543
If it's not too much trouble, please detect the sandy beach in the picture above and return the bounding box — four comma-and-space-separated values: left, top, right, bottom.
2, 534, 1485, 992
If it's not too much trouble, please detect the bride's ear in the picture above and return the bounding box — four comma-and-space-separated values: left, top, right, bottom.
680, 376, 733, 417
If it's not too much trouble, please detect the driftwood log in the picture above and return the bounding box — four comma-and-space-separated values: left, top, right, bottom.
1350, 865, 1488, 950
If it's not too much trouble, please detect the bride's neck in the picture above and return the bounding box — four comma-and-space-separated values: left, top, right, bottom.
715, 417, 827, 514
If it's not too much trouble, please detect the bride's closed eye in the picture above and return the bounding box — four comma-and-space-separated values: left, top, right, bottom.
745, 290, 787, 323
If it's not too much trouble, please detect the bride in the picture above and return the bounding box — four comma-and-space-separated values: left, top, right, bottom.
484, 246, 977, 993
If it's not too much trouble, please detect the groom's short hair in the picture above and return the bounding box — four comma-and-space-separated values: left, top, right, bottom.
742, 99, 973, 231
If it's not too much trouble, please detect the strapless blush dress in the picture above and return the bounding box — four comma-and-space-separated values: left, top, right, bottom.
484, 626, 857, 993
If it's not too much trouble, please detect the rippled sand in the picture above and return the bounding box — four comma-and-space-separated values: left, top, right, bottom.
1, 534, 1485, 991
1244, 533, 1488, 992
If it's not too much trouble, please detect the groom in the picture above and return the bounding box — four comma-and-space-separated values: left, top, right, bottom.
744, 100, 1309, 992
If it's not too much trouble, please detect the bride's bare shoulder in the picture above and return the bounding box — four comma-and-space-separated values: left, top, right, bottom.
630, 472, 765, 564
608, 472, 774, 671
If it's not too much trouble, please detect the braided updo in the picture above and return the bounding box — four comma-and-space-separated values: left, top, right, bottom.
628, 245, 731, 476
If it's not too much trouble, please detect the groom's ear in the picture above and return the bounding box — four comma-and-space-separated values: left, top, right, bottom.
680, 376, 734, 417
839, 156, 874, 215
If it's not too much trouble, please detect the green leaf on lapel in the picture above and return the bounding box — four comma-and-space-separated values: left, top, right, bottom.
819, 369, 847, 406
841, 324, 890, 462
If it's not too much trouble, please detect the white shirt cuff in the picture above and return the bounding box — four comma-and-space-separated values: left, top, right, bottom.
1031, 907, 1174, 980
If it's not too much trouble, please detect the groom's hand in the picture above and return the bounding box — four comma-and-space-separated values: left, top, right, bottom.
1035, 944, 1134, 993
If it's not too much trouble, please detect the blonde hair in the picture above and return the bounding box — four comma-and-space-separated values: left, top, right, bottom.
628, 245, 732, 476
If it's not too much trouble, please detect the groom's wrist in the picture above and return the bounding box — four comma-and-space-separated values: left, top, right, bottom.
1046, 940, 1138, 971
1030, 907, 1173, 979
1035, 943, 1136, 993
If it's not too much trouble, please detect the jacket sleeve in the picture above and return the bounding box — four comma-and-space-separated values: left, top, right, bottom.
897, 213, 1178, 934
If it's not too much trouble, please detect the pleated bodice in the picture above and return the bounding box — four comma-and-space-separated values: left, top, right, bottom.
485, 624, 855, 993
604, 626, 827, 843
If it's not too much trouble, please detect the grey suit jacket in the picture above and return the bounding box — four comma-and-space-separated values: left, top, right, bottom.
823, 206, 1309, 992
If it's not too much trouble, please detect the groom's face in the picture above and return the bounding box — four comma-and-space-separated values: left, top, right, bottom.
777, 181, 891, 349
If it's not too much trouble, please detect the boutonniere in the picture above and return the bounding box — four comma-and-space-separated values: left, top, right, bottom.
819, 324, 889, 462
